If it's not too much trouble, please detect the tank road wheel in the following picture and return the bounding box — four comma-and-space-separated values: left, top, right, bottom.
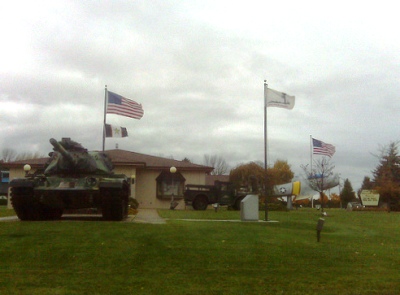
102, 189, 128, 221
193, 196, 208, 211
11, 187, 43, 221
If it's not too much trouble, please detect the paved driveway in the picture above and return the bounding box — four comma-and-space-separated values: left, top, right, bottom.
132, 209, 166, 224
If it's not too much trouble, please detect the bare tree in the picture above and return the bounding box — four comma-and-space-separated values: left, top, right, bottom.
301, 157, 338, 212
15, 152, 45, 161
203, 154, 229, 175
1, 148, 18, 162
1, 148, 44, 162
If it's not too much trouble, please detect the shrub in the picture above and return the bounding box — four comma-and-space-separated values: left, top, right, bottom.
129, 198, 139, 209
0, 196, 7, 206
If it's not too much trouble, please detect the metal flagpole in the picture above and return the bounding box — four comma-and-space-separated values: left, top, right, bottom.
310, 134, 313, 208
264, 80, 269, 221
102, 85, 108, 152
310, 135, 313, 171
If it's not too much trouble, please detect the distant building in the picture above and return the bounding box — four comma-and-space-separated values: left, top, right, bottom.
205, 174, 230, 185
4, 149, 213, 210
0, 171, 10, 198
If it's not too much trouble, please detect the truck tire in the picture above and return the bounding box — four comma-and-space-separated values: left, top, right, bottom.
233, 197, 244, 211
193, 196, 208, 210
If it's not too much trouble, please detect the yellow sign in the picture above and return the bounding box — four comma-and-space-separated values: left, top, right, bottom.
292, 181, 301, 196
360, 190, 380, 206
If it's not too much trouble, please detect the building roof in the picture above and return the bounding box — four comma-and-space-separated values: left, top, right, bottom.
105, 149, 213, 172
205, 174, 230, 185
3, 149, 214, 173
3, 157, 49, 168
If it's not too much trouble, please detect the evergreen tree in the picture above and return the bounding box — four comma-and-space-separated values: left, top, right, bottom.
360, 176, 374, 190
358, 176, 374, 196
340, 178, 356, 208
372, 142, 400, 210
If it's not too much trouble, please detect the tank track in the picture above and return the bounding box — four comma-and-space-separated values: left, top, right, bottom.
101, 188, 128, 221
11, 187, 63, 221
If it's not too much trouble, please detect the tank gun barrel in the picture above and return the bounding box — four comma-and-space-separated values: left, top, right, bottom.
49, 138, 75, 164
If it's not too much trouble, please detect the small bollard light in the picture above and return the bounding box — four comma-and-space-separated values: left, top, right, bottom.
213, 203, 219, 212
316, 218, 325, 242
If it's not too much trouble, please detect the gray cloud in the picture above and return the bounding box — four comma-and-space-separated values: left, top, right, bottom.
1, 0, 400, 191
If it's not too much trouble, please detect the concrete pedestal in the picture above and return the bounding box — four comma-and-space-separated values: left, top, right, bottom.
240, 194, 259, 221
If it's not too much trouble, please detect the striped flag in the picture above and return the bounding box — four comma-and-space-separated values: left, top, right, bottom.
312, 138, 336, 157
105, 124, 128, 138
107, 91, 144, 119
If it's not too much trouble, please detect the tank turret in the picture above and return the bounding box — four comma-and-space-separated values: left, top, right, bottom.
49, 138, 75, 165
45, 138, 112, 175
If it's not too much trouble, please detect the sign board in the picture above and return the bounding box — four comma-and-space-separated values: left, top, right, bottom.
360, 190, 380, 206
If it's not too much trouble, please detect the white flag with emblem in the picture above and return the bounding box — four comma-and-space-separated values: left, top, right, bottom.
265, 88, 295, 110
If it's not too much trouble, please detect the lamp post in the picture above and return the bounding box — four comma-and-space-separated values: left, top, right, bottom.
24, 164, 31, 177
170, 166, 177, 210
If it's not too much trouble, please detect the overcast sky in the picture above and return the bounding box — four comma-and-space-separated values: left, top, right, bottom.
1, 0, 399, 191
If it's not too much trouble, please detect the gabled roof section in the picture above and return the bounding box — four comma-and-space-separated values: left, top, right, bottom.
205, 174, 230, 185
2, 157, 49, 169
104, 149, 213, 172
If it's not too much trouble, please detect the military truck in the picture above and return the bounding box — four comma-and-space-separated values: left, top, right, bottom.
10, 138, 131, 221
185, 179, 302, 210
184, 181, 248, 210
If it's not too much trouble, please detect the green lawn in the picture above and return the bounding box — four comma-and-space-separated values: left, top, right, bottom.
0, 206, 16, 217
1, 208, 399, 294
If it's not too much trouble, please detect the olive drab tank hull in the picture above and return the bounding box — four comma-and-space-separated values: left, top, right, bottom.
10, 138, 131, 221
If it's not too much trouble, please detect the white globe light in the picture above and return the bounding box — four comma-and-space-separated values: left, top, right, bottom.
23, 164, 31, 172
170, 166, 177, 173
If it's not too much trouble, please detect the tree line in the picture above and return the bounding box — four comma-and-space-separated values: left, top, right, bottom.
1, 148, 45, 164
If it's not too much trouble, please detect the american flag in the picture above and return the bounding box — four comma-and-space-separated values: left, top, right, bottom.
312, 138, 336, 157
107, 91, 144, 119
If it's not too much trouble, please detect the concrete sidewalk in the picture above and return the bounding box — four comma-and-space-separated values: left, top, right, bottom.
131, 209, 166, 224
0, 216, 19, 222
0, 209, 166, 224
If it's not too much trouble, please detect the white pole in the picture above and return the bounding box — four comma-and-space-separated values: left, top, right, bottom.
310, 135, 313, 208
264, 80, 268, 221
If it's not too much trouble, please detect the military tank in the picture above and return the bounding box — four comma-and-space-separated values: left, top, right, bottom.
10, 138, 131, 221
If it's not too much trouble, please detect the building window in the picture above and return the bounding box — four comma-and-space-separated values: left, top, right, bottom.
1, 171, 9, 183
156, 171, 185, 199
